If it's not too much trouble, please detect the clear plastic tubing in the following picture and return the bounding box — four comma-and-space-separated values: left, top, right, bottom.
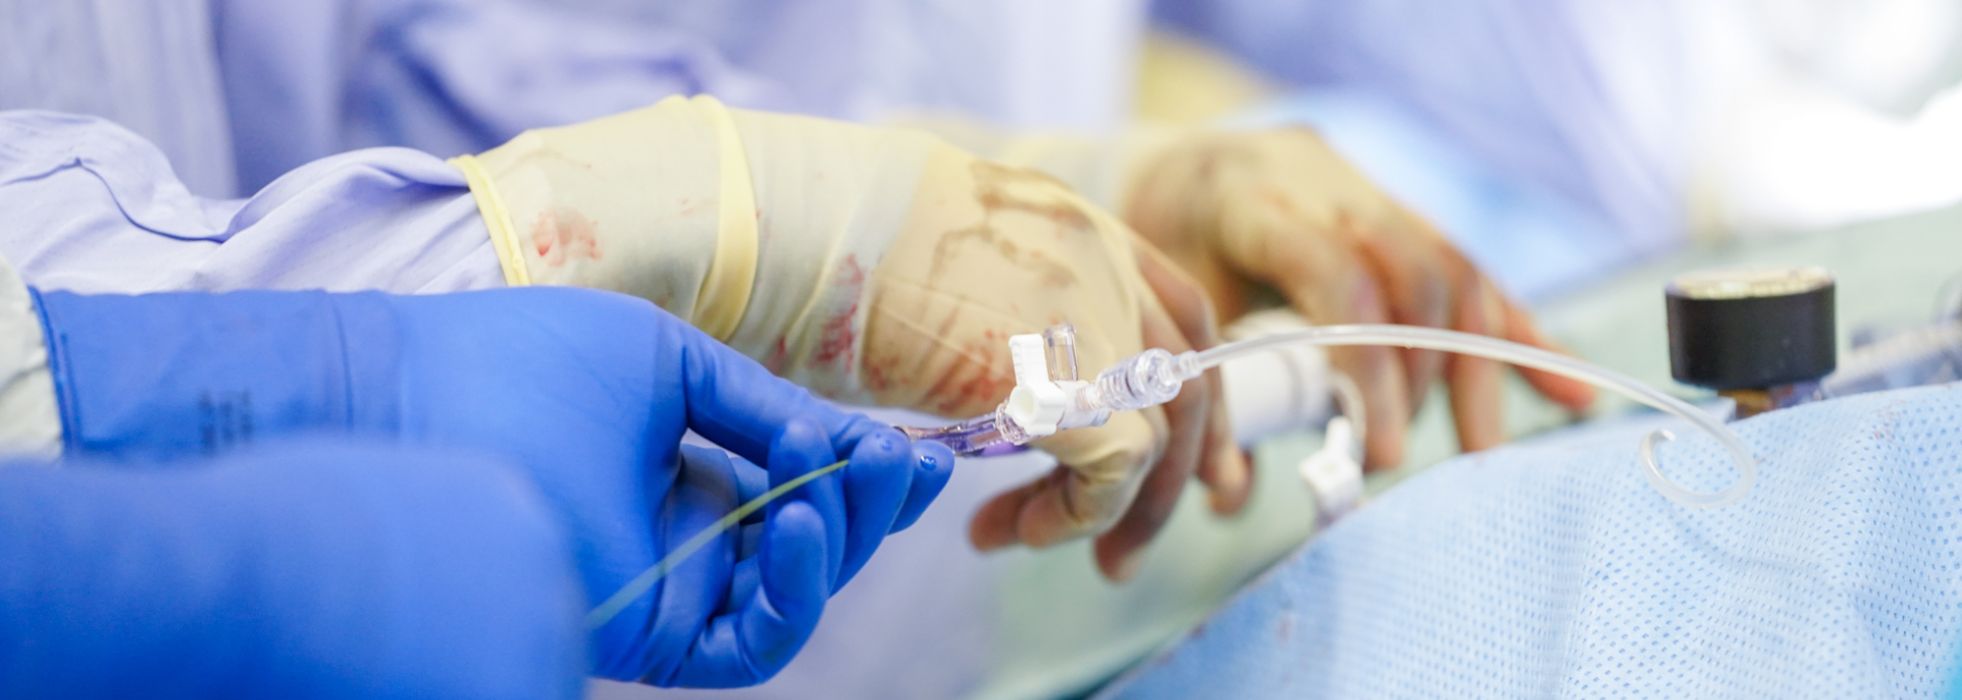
1184, 325, 1757, 508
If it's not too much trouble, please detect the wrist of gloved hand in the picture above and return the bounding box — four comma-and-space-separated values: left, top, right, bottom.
33, 288, 406, 458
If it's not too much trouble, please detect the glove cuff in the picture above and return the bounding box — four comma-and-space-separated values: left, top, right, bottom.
31, 289, 403, 459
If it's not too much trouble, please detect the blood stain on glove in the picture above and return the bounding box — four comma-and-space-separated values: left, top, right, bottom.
933, 226, 1077, 290
926, 163, 1096, 290
814, 256, 868, 368
969, 161, 1088, 229
765, 337, 792, 374
860, 308, 966, 398
928, 336, 1014, 416
532, 207, 604, 266
863, 358, 890, 393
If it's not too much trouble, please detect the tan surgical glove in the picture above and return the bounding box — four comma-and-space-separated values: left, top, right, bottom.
450, 97, 1239, 580
951, 126, 1599, 468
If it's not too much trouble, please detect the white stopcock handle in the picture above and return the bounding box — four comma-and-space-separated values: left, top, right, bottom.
1299, 416, 1365, 524
1004, 334, 1067, 437
1003, 332, 1101, 438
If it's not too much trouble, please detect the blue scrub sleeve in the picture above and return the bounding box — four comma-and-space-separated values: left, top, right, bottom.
0, 441, 587, 699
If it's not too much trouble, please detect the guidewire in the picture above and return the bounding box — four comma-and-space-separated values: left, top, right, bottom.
586, 459, 849, 630
591, 324, 1762, 628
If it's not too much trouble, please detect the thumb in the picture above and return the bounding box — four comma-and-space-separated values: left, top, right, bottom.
968, 408, 1165, 550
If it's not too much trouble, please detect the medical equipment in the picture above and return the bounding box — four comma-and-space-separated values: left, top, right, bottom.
594, 318, 1763, 629
1822, 320, 1962, 398
1813, 268, 1962, 400
1665, 266, 1838, 416
1661, 265, 1962, 412
904, 322, 1758, 510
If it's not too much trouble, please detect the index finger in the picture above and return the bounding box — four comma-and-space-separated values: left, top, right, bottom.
1500, 300, 1598, 411
968, 407, 1166, 550
667, 309, 855, 465
1092, 294, 1212, 581
1133, 240, 1249, 513
1444, 279, 1506, 453
1270, 253, 1412, 469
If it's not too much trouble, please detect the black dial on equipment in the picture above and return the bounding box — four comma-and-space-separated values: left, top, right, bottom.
1665, 267, 1837, 391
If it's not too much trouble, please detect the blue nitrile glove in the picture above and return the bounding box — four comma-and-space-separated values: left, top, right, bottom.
30, 286, 957, 686
0, 440, 586, 700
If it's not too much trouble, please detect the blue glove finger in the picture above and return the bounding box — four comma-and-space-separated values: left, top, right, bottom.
673, 322, 853, 466
723, 455, 771, 613
892, 441, 956, 533
794, 413, 946, 537
825, 412, 891, 458
765, 418, 846, 592
619, 444, 743, 684
724, 555, 760, 617
731, 456, 772, 532
834, 427, 914, 589
666, 500, 829, 688
733, 456, 771, 505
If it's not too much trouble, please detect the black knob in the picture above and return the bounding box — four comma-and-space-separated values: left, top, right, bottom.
1666, 267, 1836, 390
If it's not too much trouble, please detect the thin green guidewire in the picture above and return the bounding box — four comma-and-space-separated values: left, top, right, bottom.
585, 459, 850, 630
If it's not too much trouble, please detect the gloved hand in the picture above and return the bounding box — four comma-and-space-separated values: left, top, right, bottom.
1117, 128, 1597, 466
451, 96, 1239, 581
963, 126, 1599, 468
32, 285, 954, 686
0, 441, 588, 699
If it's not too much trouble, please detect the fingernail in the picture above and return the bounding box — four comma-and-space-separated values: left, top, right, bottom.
1208, 447, 1251, 514
969, 528, 1010, 552
1207, 492, 1235, 517
1113, 550, 1146, 582
920, 441, 958, 470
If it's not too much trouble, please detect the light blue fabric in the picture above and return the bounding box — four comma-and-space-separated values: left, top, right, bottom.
1157, 0, 1692, 260
0, 0, 796, 196
5, 0, 1128, 195
0, 0, 238, 195
211, 0, 797, 193
1116, 384, 1962, 698
215, 0, 1142, 190
0, 111, 499, 295
4, 0, 1696, 266
1952, 649, 1962, 700
527, 0, 1142, 128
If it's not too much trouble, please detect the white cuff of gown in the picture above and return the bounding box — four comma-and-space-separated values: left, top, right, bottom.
0, 256, 60, 457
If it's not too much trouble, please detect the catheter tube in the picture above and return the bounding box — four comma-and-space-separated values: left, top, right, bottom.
1183, 325, 1757, 509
